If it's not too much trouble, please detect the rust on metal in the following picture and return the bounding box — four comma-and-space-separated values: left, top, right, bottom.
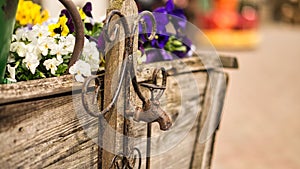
109, 148, 142, 169
81, 10, 171, 169
58, 0, 85, 69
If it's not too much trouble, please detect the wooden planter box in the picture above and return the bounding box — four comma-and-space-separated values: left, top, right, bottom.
0, 56, 237, 169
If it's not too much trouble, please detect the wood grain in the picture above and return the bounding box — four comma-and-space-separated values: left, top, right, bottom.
102, 0, 139, 168
0, 55, 236, 105
0, 55, 236, 168
144, 71, 208, 169
0, 75, 77, 105
190, 71, 228, 169
0, 94, 98, 168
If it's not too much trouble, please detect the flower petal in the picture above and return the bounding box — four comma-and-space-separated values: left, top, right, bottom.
75, 74, 84, 82
97, 33, 105, 53
165, 0, 175, 13
145, 49, 163, 63
151, 34, 169, 48
83, 2, 93, 18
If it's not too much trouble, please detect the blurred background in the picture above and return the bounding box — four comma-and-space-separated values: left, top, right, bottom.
35, 0, 300, 168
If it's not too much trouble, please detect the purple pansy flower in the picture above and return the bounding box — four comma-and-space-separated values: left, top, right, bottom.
83, 2, 93, 18
150, 34, 169, 49
145, 49, 173, 63
97, 33, 105, 54
154, 0, 187, 32
173, 36, 192, 58
97, 0, 192, 64
138, 0, 192, 63
85, 23, 93, 31
60, 9, 75, 33
60, 2, 94, 33
138, 13, 168, 44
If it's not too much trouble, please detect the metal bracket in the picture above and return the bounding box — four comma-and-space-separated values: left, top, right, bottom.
81, 10, 172, 169
126, 67, 172, 131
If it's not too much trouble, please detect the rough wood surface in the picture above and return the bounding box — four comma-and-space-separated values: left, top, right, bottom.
0, 94, 98, 168
0, 75, 76, 105
102, 0, 138, 168
0, 55, 236, 105
0, 55, 236, 168
190, 71, 228, 169
139, 71, 208, 169
130, 70, 229, 169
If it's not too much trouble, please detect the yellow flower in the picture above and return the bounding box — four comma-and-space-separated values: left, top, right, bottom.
48, 23, 60, 37
41, 10, 49, 22
59, 15, 68, 25
16, 10, 30, 25
16, 0, 49, 26
59, 15, 70, 36
48, 15, 69, 37
61, 25, 70, 37
79, 8, 86, 20
29, 3, 41, 18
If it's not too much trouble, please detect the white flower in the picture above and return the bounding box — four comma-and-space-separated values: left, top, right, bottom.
27, 25, 50, 45
50, 43, 68, 64
136, 50, 146, 64
42, 18, 59, 26
82, 40, 100, 71
69, 60, 91, 82
10, 41, 27, 57
6, 64, 17, 82
61, 34, 76, 53
27, 43, 42, 59
23, 53, 40, 74
7, 54, 15, 63
38, 37, 56, 56
32, 25, 50, 38
56, 55, 64, 65
187, 45, 196, 57
10, 41, 40, 59
13, 28, 28, 41
43, 58, 61, 75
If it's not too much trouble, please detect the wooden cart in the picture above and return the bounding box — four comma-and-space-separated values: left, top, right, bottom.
0, 54, 237, 169
0, 1, 238, 168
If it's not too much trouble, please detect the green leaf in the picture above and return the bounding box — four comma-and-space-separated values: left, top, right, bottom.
56, 64, 68, 75
38, 71, 46, 78
21, 63, 27, 70
63, 55, 71, 59
172, 40, 183, 46
3, 78, 12, 84
174, 46, 187, 52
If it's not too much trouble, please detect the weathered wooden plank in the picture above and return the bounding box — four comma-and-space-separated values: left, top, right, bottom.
0, 55, 236, 168
0, 55, 236, 105
137, 55, 237, 82
131, 69, 230, 169
131, 70, 206, 167
102, 0, 138, 168
0, 94, 98, 168
191, 71, 228, 169
0, 70, 213, 168
219, 55, 239, 69
0, 75, 77, 105
133, 70, 208, 169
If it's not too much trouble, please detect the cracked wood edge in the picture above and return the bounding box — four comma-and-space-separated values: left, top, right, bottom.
102, 0, 138, 168
0, 56, 237, 105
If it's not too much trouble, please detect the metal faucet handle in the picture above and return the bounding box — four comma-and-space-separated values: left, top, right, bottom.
139, 67, 167, 101
128, 67, 172, 131
155, 105, 172, 131
139, 83, 166, 90
128, 99, 172, 131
